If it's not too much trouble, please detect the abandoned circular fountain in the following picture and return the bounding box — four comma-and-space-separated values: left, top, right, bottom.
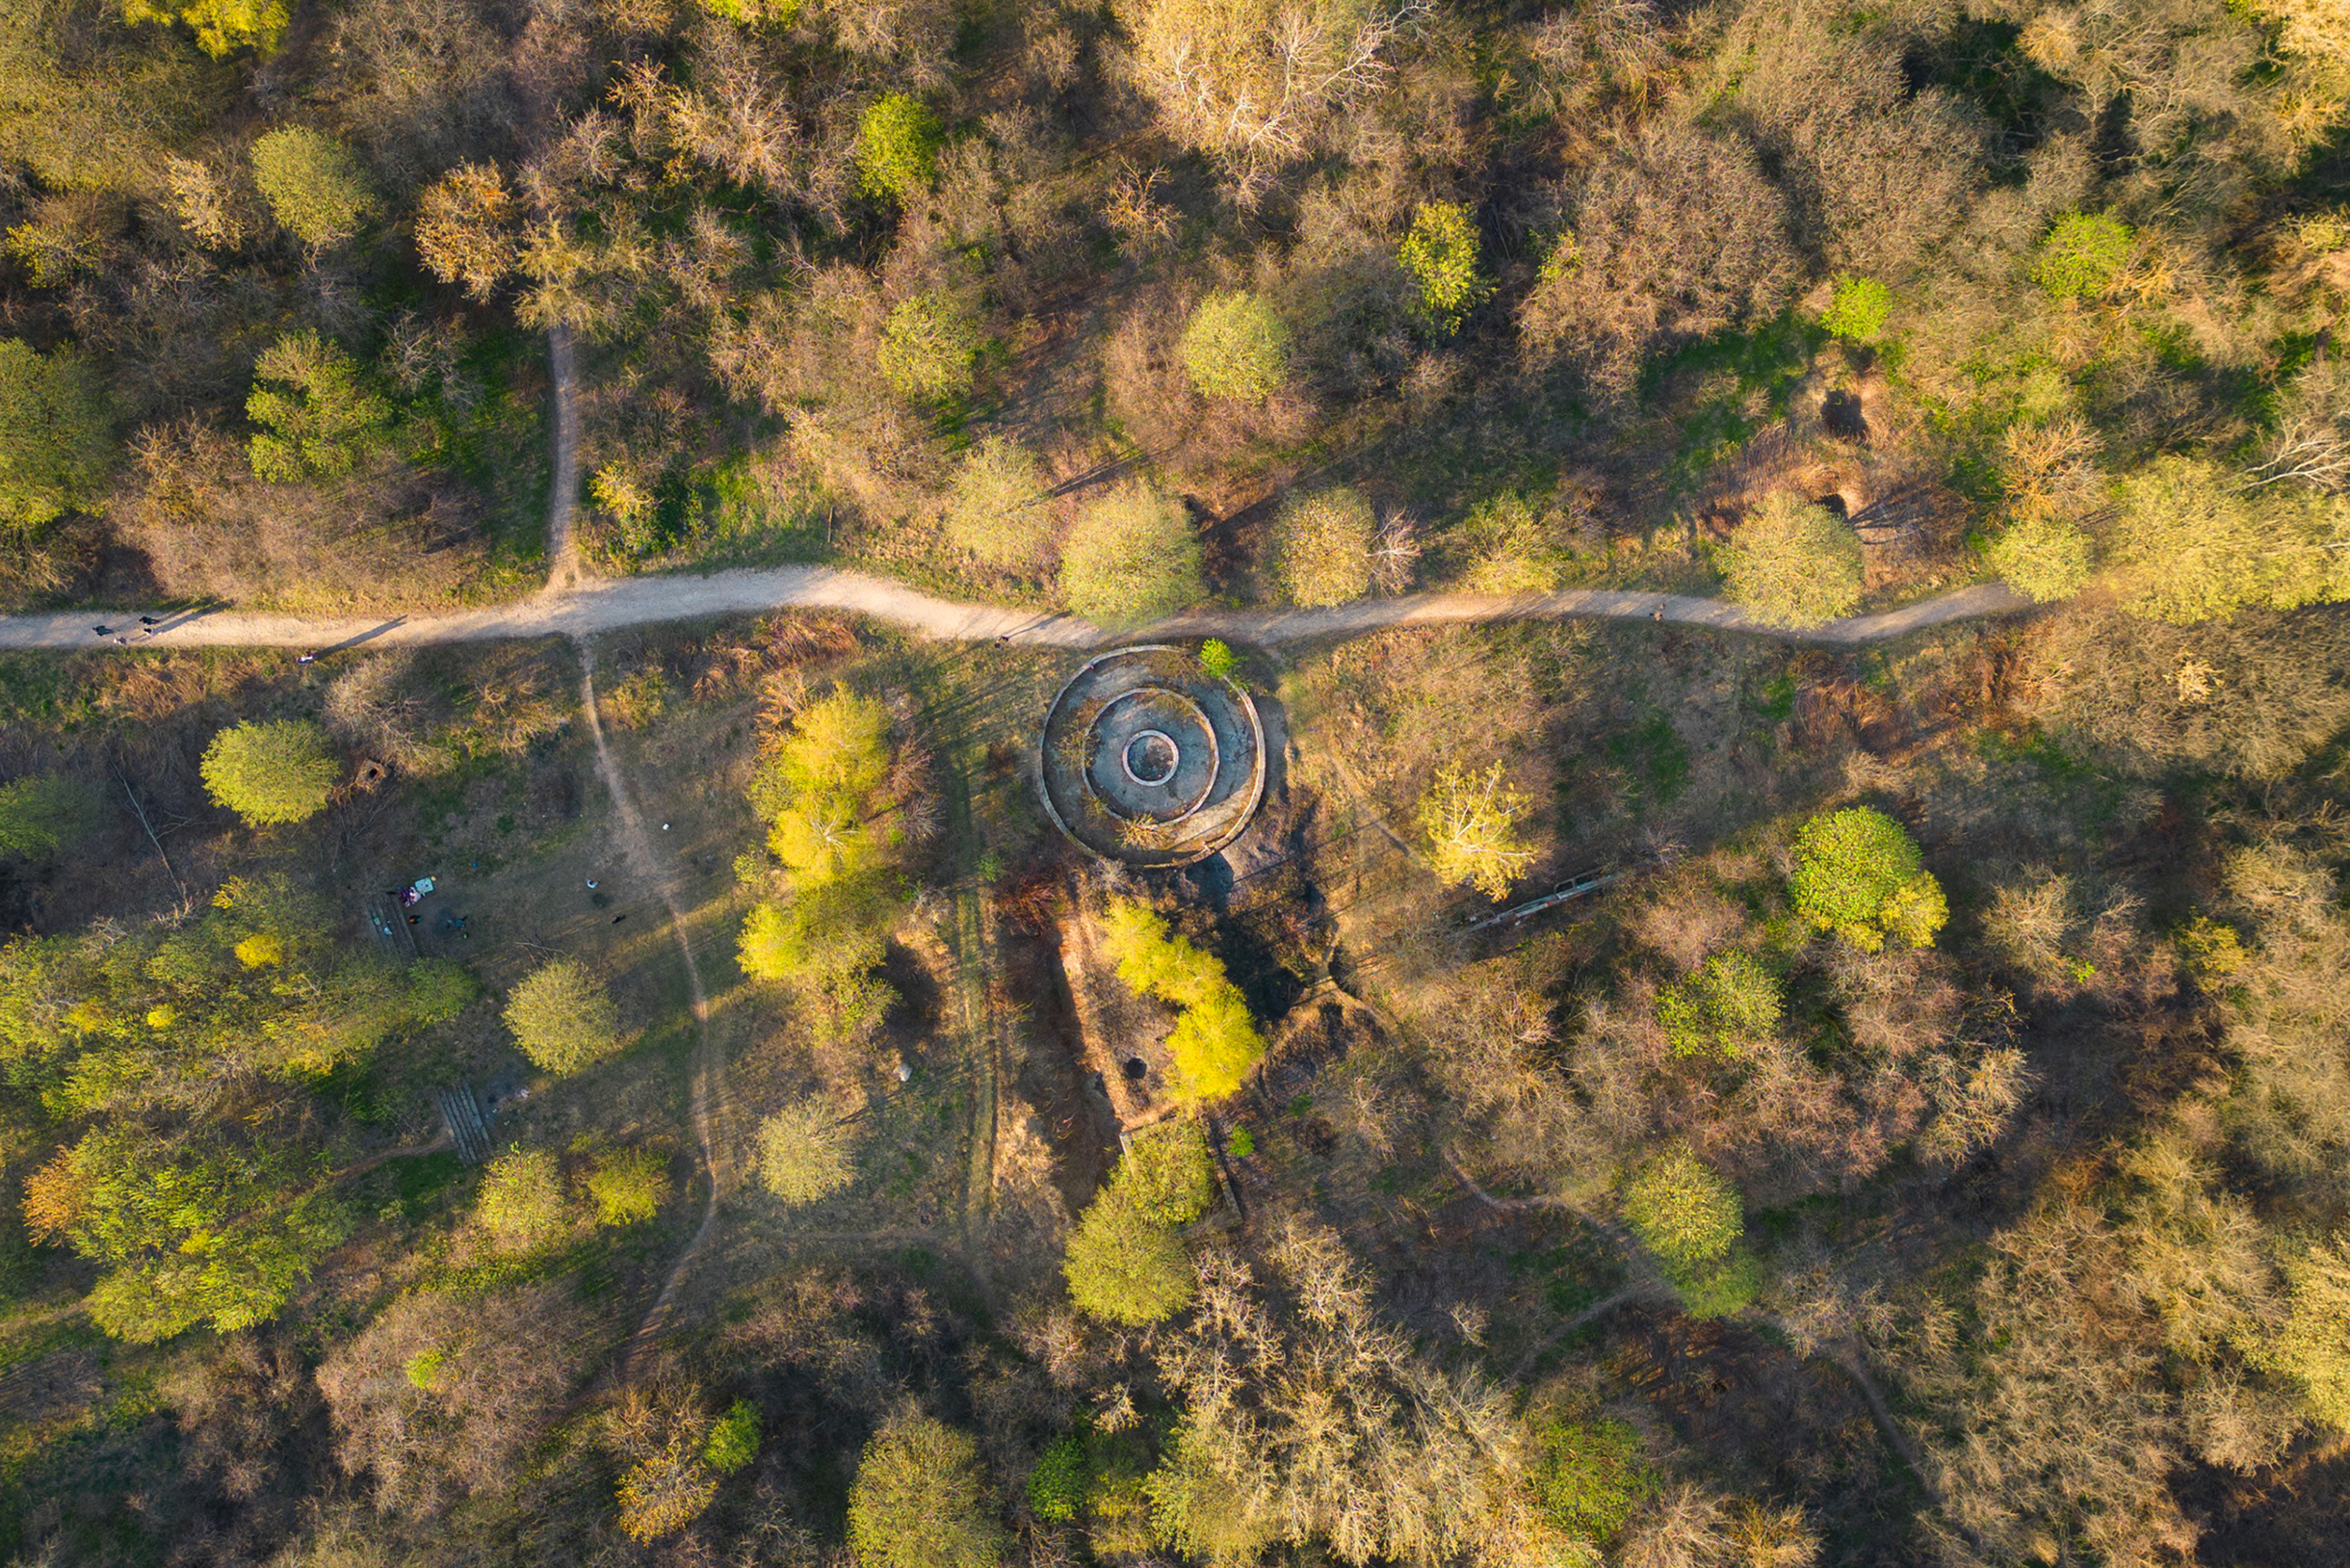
1037, 644, 1266, 866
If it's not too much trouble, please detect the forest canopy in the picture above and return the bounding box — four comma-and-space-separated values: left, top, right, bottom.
8, 0, 2350, 1562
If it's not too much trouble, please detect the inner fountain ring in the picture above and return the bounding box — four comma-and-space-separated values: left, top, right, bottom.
1084, 687, 1218, 824
1122, 729, 1181, 788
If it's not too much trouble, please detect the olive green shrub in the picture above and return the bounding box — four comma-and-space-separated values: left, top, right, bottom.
584, 1147, 666, 1226
1265, 485, 1374, 606
503, 958, 623, 1075
1062, 1185, 1196, 1325
250, 128, 374, 248
0, 775, 96, 861
1657, 952, 1781, 1060
1789, 806, 1948, 952
944, 436, 1053, 568
200, 719, 338, 825
1531, 1418, 1655, 1545
1058, 482, 1203, 628
0, 338, 113, 531
476, 1149, 567, 1253
1720, 494, 1865, 629
856, 94, 939, 203
1180, 290, 1288, 402
847, 1409, 1009, 1568
753, 1098, 857, 1205
1821, 274, 1891, 343
1990, 511, 2095, 602
2033, 213, 2132, 301
1397, 200, 1489, 334
1620, 1145, 1742, 1271
878, 292, 981, 403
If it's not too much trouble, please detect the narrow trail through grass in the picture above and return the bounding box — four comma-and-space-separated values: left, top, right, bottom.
579, 647, 727, 1375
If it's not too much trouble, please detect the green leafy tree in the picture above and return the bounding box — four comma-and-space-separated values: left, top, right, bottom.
1675, 1247, 1763, 1319
1061, 1118, 1218, 1324
1657, 952, 1781, 1059
1620, 1145, 1742, 1270
1028, 1434, 1087, 1522
1821, 274, 1892, 343
847, 1409, 1011, 1568
1181, 289, 1289, 402
1531, 1419, 1655, 1544
1164, 988, 1266, 1108
0, 776, 96, 861
1721, 493, 1866, 628
0, 339, 114, 530
25, 1124, 350, 1342
879, 292, 982, 403
1789, 806, 1948, 953
752, 1098, 856, 1205
1198, 638, 1238, 678
121, 0, 287, 57
2176, 916, 2246, 984
1989, 511, 2095, 602
1397, 200, 1490, 334
1266, 485, 1374, 606
1059, 482, 1203, 628
503, 958, 623, 1075
0, 875, 455, 1086
246, 331, 394, 483
944, 436, 1054, 569
1417, 761, 1535, 899
703, 1400, 761, 1474
2107, 456, 2350, 623
476, 1148, 566, 1252
1098, 901, 1265, 1104
856, 93, 939, 203
250, 128, 374, 248
584, 1147, 665, 1226
201, 719, 338, 825
1063, 1184, 1194, 1325
2033, 212, 2133, 301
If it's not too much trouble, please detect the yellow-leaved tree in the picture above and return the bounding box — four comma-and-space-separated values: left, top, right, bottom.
1417, 762, 1535, 900
736, 689, 905, 1036
1098, 900, 1264, 1103
121, 0, 288, 57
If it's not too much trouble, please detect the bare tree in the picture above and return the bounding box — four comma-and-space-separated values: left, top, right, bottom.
1118, 0, 1430, 200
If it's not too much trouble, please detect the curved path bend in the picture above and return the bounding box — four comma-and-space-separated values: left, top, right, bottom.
0, 572, 2030, 655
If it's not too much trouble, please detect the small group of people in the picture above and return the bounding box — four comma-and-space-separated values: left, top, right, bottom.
90, 616, 162, 645
88, 617, 330, 667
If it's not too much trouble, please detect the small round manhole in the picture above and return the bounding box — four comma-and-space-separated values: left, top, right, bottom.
1122, 729, 1180, 787
1122, 1058, 1148, 1081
